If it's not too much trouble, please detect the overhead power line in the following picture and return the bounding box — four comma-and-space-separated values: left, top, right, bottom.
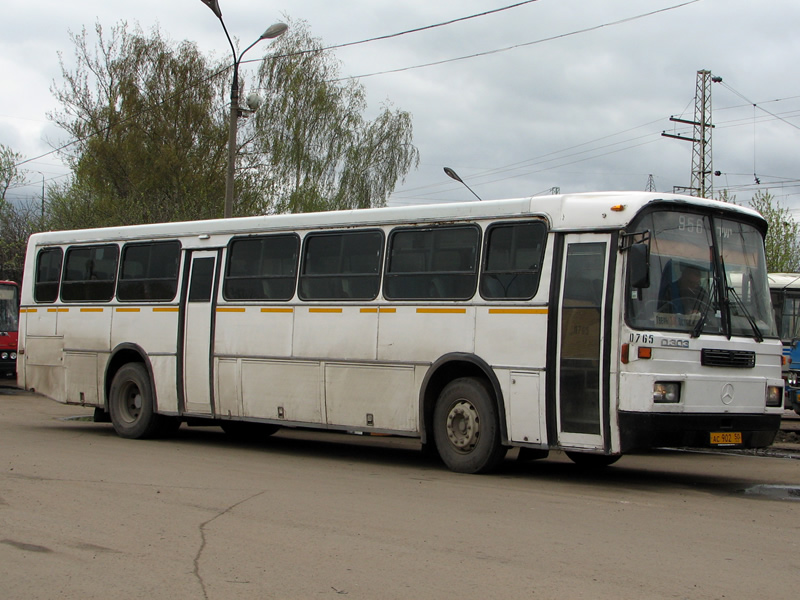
331, 0, 702, 81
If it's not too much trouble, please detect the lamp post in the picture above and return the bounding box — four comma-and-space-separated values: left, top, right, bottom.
201, 1, 287, 218
35, 171, 45, 221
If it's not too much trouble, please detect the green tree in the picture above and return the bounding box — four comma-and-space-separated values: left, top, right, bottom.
748, 190, 800, 272
249, 19, 419, 213
0, 145, 39, 281
47, 19, 419, 226
0, 144, 25, 203
48, 21, 229, 228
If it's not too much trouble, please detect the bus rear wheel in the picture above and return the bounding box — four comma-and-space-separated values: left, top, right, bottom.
109, 363, 169, 439
433, 377, 507, 474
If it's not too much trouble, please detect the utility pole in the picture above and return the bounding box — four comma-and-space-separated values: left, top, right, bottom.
662, 70, 717, 198
645, 174, 656, 192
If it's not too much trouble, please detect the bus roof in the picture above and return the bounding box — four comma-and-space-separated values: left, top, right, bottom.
28, 191, 765, 246
768, 273, 800, 290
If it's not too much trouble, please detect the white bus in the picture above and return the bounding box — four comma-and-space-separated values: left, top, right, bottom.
18, 192, 783, 473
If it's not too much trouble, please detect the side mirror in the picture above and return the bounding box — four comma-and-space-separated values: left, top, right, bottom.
628, 242, 650, 288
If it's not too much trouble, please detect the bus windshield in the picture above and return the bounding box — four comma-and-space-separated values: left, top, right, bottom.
626, 210, 777, 339
0, 283, 19, 333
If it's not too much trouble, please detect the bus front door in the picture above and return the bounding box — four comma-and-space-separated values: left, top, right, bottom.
555, 235, 610, 450
181, 250, 219, 416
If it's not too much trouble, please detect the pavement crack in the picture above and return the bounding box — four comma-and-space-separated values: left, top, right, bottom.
193, 490, 267, 600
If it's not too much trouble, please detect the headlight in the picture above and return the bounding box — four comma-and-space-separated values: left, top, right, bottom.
654, 381, 681, 403
9, 352, 16, 360
788, 372, 798, 386
766, 385, 783, 407
1, 352, 7, 360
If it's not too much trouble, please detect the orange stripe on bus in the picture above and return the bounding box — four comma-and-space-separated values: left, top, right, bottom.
488, 308, 548, 315
416, 308, 467, 314
379, 307, 396, 313
360, 307, 378, 313
48, 308, 69, 313
115, 307, 141, 313
152, 307, 179, 312
309, 308, 343, 313
261, 307, 294, 313
217, 307, 246, 313
80, 308, 104, 312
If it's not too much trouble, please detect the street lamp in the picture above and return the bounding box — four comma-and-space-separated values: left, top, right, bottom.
201, 1, 287, 218
443, 167, 482, 201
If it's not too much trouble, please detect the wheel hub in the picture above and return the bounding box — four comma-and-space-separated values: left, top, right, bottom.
446, 400, 480, 452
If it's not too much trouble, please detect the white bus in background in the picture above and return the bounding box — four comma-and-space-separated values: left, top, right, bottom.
18, 192, 783, 473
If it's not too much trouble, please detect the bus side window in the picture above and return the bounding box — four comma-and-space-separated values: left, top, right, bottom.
224, 234, 300, 302
298, 230, 383, 301
480, 221, 545, 300
118, 241, 181, 302
61, 244, 119, 302
384, 226, 480, 301
34, 247, 64, 303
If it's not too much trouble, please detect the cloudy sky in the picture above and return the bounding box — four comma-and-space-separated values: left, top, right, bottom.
3, 0, 800, 213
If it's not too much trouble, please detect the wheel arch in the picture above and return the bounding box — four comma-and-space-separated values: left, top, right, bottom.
419, 352, 508, 446
104, 343, 157, 412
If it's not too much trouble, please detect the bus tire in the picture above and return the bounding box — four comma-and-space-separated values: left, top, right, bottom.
433, 377, 507, 474
109, 363, 164, 439
565, 451, 621, 468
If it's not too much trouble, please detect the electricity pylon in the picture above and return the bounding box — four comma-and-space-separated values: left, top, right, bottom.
662, 70, 716, 198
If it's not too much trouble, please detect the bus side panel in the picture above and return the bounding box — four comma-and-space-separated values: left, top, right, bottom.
240, 359, 322, 423
474, 309, 548, 368
214, 309, 295, 358
111, 308, 180, 413
377, 307, 475, 363
22, 335, 66, 402
57, 307, 112, 353
325, 363, 417, 431
293, 307, 378, 360
150, 355, 179, 414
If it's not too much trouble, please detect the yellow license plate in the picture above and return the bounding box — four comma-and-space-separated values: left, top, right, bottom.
710, 432, 743, 445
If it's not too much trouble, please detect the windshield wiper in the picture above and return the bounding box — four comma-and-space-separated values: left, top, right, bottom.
691, 287, 716, 338
727, 286, 764, 342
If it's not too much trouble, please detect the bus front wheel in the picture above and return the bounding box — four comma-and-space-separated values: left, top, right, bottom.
433, 377, 507, 474
109, 363, 167, 439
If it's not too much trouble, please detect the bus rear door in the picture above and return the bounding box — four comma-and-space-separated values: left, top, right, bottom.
181, 250, 219, 415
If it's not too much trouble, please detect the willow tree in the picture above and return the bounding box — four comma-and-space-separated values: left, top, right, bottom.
248, 19, 419, 213
749, 190, 800, 272
48, 21, 229, 228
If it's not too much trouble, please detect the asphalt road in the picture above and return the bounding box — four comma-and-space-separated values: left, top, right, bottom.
2, 387, 799, 600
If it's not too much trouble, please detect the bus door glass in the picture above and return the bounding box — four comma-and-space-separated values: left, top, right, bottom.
556, 235, 609, 449
182, 250, 218, 415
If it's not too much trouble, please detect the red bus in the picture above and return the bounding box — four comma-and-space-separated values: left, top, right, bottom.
0, 281, 19, 377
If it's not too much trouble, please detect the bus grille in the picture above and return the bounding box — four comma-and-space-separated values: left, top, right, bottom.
701, 349, 756, 368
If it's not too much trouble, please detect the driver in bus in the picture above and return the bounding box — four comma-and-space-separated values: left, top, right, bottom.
658, 264, 705, 314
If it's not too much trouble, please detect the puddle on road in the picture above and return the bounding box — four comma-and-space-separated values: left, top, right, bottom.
742, 484, 800, 502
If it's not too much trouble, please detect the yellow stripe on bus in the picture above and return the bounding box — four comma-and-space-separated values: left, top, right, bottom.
48, 308, 69, 313
152, 307, 179, 312
115, 307, 141, 313
360, 307, 378, 313
379, 307, 396, 313
309, 307, 343, 313
80, 308, 104, 313
261, 307, 294, 313
416, 308, 467, 314
217, 307, 246, 313
488, 308, 548, 315
21, 308, 37, 313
